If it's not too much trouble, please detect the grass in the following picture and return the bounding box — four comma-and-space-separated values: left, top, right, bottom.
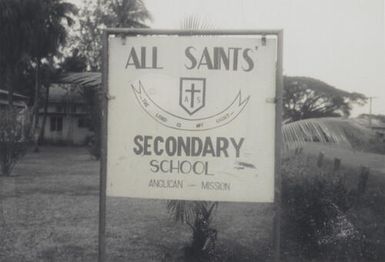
0, 147, 99, 262
2, 146, 384, 261
0, 146, 274, 262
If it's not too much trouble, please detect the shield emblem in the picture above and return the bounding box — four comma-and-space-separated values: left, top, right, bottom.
179, 78, 206, 115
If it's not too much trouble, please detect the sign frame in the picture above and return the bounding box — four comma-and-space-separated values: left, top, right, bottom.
99, 28, 283, 262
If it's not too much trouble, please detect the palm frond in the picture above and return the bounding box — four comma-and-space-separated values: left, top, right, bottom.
282, 117, 376, 152
180, 15, 213, 30
166, 200, 196, 224
58, 72, 101, 88
166, 200, 218, 225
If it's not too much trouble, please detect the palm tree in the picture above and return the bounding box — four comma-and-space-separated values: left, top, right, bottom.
101, 0, 151, 28
167, 200, 219, 258
162, 17, 220, 259
60, 0, 152, 157
74, 0, 151, 71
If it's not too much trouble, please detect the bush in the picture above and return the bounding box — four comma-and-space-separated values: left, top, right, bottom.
281, 154, 385, 261
366, 137, 385, 154
281, 155, 359, 260
0, 108, 30, 176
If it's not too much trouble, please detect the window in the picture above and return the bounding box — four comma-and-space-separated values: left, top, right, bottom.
77, 105, 85, 113
78, 117, 90, 128
50, 117, 63, 131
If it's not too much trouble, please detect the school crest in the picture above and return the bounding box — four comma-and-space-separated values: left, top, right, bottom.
179, 78, 206, 115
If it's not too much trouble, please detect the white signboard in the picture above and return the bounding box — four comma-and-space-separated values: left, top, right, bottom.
106, 34, 278, 202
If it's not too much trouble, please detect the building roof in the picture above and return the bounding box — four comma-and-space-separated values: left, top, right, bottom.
0, 100, 27, 107
59, 72, 101, 88
48, 84, 85, 104
0, 89, 29, 100
354, 117, 385, 130
0, 89, 29, 108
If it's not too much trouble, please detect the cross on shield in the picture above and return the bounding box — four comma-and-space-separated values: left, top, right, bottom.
179, 78, 206, 115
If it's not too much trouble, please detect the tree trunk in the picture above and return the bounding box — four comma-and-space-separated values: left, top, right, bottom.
38, 85, 50, 145
5, 66, 14, 108
32, 59, 41, 152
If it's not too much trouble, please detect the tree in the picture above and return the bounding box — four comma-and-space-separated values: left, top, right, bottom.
62, 0, 151, 157
0, 1, 36, 175
0, 0, 34, 106
0, 0, 76, 143
60, 49, 87, 73
26, 0, 77, 150
283, 76, 367, 123
72, 0, 151, 71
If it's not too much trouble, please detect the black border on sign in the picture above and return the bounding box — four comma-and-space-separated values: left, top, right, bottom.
99, 29, 283, 262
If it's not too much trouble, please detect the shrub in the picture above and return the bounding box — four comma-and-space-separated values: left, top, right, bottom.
366, 137, 385, 154
280, 151, 385, 261
280, 155, 360, 260
0, 108, 30, 176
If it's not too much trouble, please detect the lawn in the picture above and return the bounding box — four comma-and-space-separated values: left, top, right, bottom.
0, 147, 274, 262
2, 146, 383, 261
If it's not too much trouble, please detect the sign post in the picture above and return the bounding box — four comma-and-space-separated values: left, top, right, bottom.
99, 29, 283, 261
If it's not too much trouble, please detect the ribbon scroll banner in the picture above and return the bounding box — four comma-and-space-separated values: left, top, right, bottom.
106, 35, 277, 202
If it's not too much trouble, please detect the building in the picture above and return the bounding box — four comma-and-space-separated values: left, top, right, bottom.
370, 120, 385, 142
354, 115, 385, 142
39, 84, 93, 145
0, 89, 28, 109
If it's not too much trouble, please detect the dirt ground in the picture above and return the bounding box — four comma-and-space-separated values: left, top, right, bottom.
0, 147, 274, 262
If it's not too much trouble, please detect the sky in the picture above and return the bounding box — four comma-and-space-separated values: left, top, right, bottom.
70, 0, 385, 116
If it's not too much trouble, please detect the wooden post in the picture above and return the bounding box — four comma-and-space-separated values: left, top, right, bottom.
99, 31, 109, 262
317, 152, 324, 168
333, 158, 341, 171
357, 167, 370, 195
273, 29, 284, 262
